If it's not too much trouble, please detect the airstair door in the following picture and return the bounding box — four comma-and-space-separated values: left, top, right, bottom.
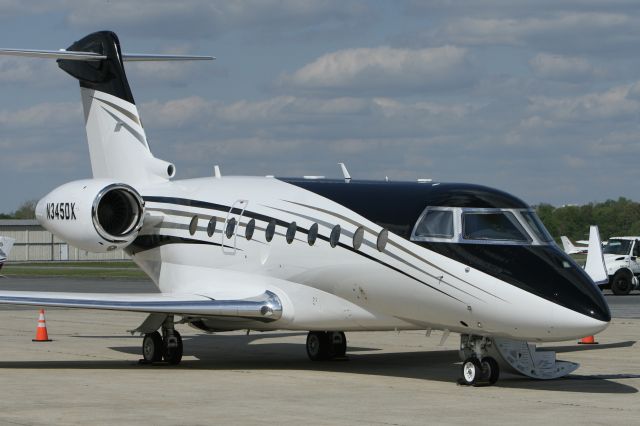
221, 199, 248, 255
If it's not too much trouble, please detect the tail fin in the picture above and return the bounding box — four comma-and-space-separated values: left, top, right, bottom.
0, 237, 15, 266
0, 31, 213, 184
560, 236, 577, 254
584, 226, 608, 285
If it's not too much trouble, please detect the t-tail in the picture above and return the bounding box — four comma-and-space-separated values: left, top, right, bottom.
0, 31, 213, 184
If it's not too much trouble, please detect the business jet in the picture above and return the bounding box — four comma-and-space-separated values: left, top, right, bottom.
0, 31, 610, 386
561, 236, 588, 255
0, 236, 15, 274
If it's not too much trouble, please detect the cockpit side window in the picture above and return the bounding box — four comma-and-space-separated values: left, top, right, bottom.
415, 210, 454, 238
521, 211, 553, 242
462, 212, 530, 242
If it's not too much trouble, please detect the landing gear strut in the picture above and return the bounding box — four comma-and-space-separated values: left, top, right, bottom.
458, 334, 500, 386
141, 316, 183, 365
306, 331, 347, 361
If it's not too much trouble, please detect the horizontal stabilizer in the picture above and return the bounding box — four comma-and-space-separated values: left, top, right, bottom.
0, 49, 213, 62
0, 48, 106, 60
122, 53, 214, 61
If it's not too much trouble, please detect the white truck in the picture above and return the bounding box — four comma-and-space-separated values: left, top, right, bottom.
603, 237, 640, 295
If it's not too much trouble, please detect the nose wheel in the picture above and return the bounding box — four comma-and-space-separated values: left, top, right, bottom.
306, 331, 347, 361
458, 334, 500, 386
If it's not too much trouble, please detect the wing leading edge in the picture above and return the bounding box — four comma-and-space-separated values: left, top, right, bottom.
0, 290, 282, 321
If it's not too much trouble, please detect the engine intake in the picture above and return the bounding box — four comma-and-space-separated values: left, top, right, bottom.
93, 184, 144, 242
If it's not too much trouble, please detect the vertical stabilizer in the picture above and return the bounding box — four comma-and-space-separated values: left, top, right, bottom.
57, 31, 175, 184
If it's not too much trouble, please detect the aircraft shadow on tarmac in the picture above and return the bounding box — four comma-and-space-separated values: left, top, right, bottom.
0, 333, 636, 394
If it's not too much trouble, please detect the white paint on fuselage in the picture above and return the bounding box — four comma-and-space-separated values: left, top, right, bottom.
131, 176, 607, 341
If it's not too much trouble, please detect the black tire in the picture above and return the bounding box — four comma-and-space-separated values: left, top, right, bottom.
460, 357, 482, 386
611, 271, 632, 295
329, 331, 347, 357
142, 331, 163, 363
306, 331, 330, 361
481, 357, 500, 385
163, 330, 183, 365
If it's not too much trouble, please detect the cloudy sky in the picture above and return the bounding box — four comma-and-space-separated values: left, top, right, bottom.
1, 0, 640, 213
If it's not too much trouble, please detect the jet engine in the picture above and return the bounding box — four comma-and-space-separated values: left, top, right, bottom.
35, 179, 145, 252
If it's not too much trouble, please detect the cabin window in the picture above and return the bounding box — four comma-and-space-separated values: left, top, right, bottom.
189, 216, 198, 236
462, 212, 530, 242
265, 220, 276, 242
286, 222, 297, 244
245, 218, 255, 241
225, 218, 236, 239
353, 226, 365, 250
207, 217, 216, 237
330, 225, 341, 248
308, 223, 318, 246
377, 228, 388, 251
415, 210, 454, 238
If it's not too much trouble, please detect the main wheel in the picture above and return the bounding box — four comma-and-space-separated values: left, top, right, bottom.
306, 331, 330, 361
163, 330, 183, 365
142, 331, 163, 363
481, 357, 500, 385
329, 331, 347, 357
460, 357, 482, 386
611, 271, 632, 295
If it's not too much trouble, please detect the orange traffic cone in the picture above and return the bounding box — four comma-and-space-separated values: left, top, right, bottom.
32, 309, 52, 342
578, 335, 598, 345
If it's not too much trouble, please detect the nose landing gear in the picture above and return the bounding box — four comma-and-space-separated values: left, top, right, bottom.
458, 334, 500, 386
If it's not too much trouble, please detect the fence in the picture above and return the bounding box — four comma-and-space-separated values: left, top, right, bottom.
0, 219, 129, 262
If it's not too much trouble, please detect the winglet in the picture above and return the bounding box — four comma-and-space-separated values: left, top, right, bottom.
584, 225, 608, 286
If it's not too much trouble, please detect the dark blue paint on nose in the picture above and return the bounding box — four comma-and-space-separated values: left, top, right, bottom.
419, 242, 611, 323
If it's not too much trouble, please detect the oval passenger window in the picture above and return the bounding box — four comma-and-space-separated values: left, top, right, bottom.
377, 228, 388, 252
225, 218, 236, 239
245, 218, 255, 241
207, 217, 216, 237
308, 223, 318, 246
286, 222, 297, 244
353, 226, 364, 250
330, 225, 341, 248
265, 220, 276, 242
189, 215, 198, 236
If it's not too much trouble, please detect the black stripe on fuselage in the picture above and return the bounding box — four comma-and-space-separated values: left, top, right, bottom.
139, 196, 464, 303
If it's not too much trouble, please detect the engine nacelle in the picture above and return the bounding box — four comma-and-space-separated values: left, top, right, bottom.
35, 179, 145, 253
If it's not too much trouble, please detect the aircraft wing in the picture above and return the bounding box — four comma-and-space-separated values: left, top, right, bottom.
0, 290, 282, 321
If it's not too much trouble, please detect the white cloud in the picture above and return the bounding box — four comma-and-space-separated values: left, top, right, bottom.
64, 0, 370, 39
278, 46, 473, 95
435, 13, 640, 53
526, 84, 640, 124
529, 53, 602, 81
0, 102, 81, 128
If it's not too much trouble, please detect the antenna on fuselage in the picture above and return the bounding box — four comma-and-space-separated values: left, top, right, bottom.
338, 162, 351, 183
214, 165, 222, 179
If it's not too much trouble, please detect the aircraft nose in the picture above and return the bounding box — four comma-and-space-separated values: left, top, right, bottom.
542, 248, 611, 324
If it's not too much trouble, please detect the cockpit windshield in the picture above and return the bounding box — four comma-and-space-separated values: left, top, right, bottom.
462, 212, 530, 242
411, 207, 553, 245
603, 239, 632, 255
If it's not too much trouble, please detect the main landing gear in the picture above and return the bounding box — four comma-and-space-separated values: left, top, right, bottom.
306, 331, 347, 361
141, 316, 183, 365
458, 334, 500, 386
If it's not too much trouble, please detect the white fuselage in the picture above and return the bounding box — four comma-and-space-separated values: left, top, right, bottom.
121, 176, 608, 342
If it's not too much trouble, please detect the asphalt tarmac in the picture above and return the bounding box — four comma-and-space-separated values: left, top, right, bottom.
0, 276, 638, 425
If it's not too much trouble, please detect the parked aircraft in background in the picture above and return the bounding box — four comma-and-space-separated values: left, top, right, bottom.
0, 236, 15, 274
561, 236, 589, 255
0, 32, 611, 386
